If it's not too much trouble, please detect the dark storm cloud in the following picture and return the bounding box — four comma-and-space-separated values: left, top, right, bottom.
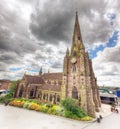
0, 52, 20, 64
30, 11, 72, 44
0, 27, 37, 56
29, 0, 112, 46
0, 0, 40, 55
0, 1, 40, 73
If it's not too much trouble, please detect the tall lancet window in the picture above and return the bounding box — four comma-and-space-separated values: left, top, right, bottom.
73, 66, 76, 72
19, 85, 24, 97
30, 89, 34, 98
72, 86, 78, 99
78, 36, 80, 40
73, 51, 77, 56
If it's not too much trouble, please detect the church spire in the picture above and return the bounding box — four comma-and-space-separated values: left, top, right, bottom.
48, 69, 50, 73
66, 47, 69, 57
73, 11, 83, 44
71, 12, 85, 56
39, 66, 42, 76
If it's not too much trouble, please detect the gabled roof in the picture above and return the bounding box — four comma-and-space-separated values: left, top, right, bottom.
24, 75, 45, 84
0, 80, 11, 83
40, 84, 61, 92
42, 72, 62, 80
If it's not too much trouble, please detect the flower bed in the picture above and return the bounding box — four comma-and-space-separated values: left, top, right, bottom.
8, 98, 93, 121
9, 99, 60, 115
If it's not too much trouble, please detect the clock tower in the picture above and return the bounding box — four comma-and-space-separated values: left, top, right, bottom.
62, 12, 101, 117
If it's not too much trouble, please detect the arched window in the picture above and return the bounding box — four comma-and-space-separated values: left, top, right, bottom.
73, 51, 77, 56
49, 94, 52, 101
73, 66, 76, 72
38, 91, 42, 100
54, 81, 56, 85
43, 94, 45, 100
46, 94, 48, 101
57, 95, 60, 102
72, 87, 78, 99
19, 85, 24, 97
30, 89, 34, 98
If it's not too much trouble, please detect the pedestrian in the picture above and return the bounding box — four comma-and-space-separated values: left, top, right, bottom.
97, 117, 101, 123
99, 115, 102, 119
115, 108, 119, 113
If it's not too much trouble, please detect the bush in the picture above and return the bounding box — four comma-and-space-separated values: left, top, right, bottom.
40, 105, 48, 113
56, 106, 65, 116
64, 110, 80, 120
61, 98, 87, 118
47, 105, 57, 115
23, 101, 30, 108
9, 100, 25, 107
28, 102, 40, 111
0, 93, 13, 103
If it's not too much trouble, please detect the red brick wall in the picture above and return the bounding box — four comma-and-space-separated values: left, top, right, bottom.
0, 80, 11, 90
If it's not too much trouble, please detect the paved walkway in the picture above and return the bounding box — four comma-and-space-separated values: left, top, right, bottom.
96, 103, 112, 118
0, 104, 115, 129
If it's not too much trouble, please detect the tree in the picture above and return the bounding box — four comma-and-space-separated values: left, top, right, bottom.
9, 80, 20, 97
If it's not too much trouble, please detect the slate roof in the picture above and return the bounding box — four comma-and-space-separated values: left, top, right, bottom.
42, 73, 62, 80
25, 75, 45, 84
24, 74, 62, 92
40, 84, 61, 92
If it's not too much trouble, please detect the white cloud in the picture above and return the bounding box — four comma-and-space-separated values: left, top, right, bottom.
93, 43, 120, 86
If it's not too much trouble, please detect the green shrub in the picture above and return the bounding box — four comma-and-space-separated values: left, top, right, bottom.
0, 93, 13, 103
47, 105, 57, 115
61, 98, 87, 118
23, 101, 30, 108
64, 110, 74, 118
46, 104, 54, 108
40, 105, 48, 113
56, 106, 65, 116
64, 110, 79, 119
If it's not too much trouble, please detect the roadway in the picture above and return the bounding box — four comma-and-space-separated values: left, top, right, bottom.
0, 105, 120, 129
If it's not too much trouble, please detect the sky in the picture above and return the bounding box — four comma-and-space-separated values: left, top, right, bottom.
0, 0, 120, 87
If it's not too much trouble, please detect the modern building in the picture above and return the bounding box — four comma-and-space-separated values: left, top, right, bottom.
15, 12, 101, 117
100, 92, 117, 104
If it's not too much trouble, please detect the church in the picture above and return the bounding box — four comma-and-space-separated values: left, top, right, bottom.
15, 12, 101, 117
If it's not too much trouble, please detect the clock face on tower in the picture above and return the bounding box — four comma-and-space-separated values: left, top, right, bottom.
71, 57, 77, 64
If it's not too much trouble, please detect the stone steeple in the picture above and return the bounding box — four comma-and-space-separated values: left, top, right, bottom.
73, 11, 83, 43
39, 66, 42, 76
62, 12, 101, 117
66, 47, 69, 57
71, 12, 85, 56
48, 69, 50, 73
